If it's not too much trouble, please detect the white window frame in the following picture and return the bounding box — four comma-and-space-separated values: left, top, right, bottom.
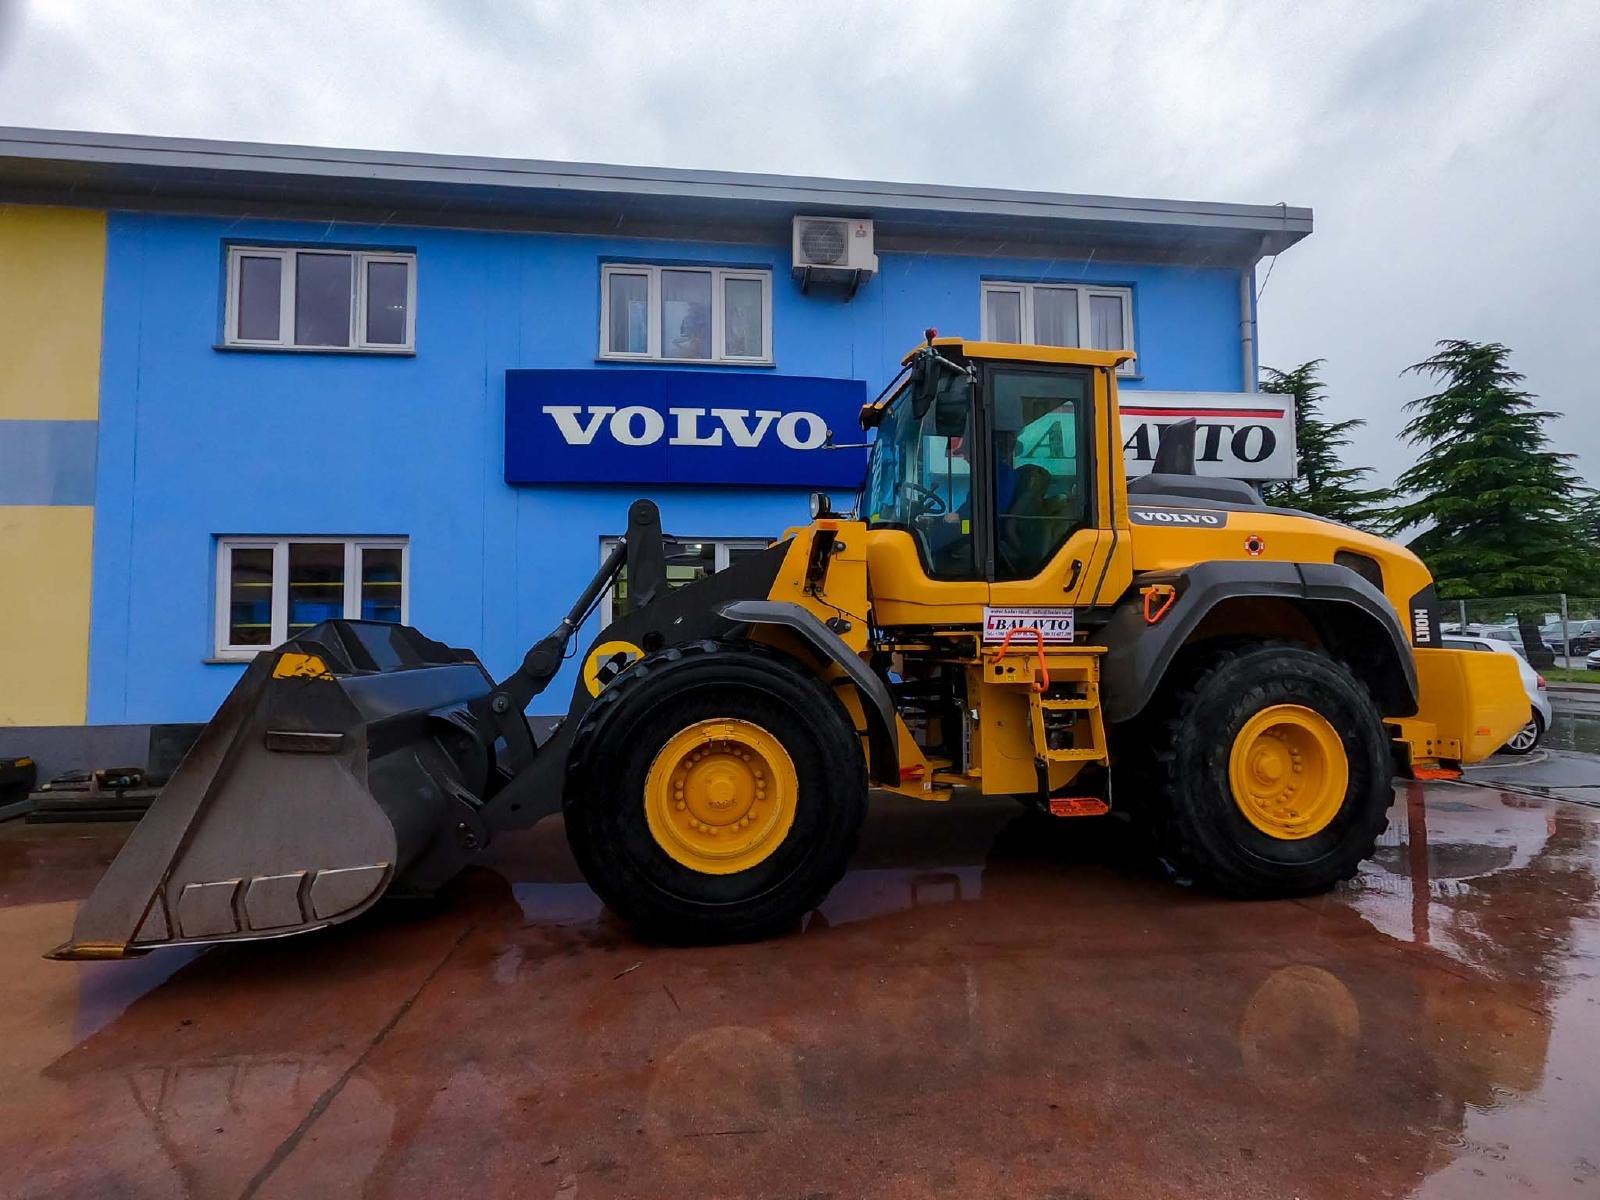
980, 281, 1136, 374
597, 536, 769, 626
213, 536, 411, 660
599, 263, 773, 365
223, 246, 417, 353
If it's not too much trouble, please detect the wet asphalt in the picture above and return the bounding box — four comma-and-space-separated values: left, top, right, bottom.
0, 759, 1597, 1198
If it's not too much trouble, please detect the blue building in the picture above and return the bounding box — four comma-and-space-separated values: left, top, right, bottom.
0, 127, 1310, 773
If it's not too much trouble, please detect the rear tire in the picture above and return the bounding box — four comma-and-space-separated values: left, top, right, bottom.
1141, 642, 1392, 899
1501, 712, 1543, 755
565, 640, 867, 942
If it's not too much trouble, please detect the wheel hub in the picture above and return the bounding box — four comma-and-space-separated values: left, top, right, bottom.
1228, 704, 1348, 840
645, 719, 798, 874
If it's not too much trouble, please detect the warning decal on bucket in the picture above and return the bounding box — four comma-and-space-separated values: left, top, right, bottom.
982, 607, 1076, 644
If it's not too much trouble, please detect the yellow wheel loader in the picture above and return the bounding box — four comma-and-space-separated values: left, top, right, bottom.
51, 336, 1527, 957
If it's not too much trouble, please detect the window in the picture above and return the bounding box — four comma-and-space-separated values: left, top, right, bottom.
980, 281, 1135, 372
597, 537, 768, 625
224, 246, 415, 352
599, 264, 772, 364
214, 537, 409, 659
991, 368, 1091, 579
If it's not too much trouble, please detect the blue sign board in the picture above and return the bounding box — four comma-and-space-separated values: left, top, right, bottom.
505, 369, 869, 488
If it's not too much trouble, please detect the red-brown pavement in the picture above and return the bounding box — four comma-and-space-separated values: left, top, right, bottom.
1, 781, 1597, 1199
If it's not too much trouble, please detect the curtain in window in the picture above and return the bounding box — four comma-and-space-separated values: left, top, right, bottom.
1033, 288, 1079, 347
1089, 294, 1126, 351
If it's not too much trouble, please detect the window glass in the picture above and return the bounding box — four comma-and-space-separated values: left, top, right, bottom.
360, 546, 404, 622
227, 547, 274, 646
608, 271, 650, 354
661, 269, 712, 360
603, 538, 763, 623
294, 252, 353, 347
287, 542, 346, 633
1033, 287, 1079, 346
985, 289, 1023, 343
863, 377, 976, 580
365, 260, 409, 345
724, 277, 764, 357
1088, 292, 1126, 351
236, 255, 282, 341
990, 369, 1090, 579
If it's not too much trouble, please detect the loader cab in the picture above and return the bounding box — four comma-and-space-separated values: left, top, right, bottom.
860, 338, 1134, 618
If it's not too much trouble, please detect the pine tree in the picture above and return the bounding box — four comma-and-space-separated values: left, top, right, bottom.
1258, 360, 1390, 528
1388, 340, 1587, 597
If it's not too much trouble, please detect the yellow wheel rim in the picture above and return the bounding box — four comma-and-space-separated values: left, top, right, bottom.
644, 719, 799, 874
1227, 704, 1348, 840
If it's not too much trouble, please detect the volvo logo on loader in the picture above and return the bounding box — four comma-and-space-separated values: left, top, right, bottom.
1128, 508, 1228, 528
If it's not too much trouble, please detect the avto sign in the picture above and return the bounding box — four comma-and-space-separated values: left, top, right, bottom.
505, 369, 868, 487
1121, 391, 1295, 480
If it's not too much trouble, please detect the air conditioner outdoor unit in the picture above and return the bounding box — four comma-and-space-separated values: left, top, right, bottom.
792, 216, 877, 295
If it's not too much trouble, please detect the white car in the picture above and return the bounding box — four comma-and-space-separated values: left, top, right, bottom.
1588, 647, 1600, 671
1442, 636, 1551, 754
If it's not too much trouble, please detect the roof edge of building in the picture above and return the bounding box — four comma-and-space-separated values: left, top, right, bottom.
0, 126, 1312, 257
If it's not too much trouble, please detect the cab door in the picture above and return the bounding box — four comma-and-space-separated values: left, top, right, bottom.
984, 364, 1132, 610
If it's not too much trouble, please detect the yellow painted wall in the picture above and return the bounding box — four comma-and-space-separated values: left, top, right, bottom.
0, 206, 106, 421
0, 507, 95, 725
0, 206, 105, 725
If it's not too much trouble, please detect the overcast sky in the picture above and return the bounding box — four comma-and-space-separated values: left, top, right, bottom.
2, 0, 1596, 493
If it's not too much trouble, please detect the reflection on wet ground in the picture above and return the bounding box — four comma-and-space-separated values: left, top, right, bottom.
1, 781, 1597, 1199
1547, 708, 1600, 756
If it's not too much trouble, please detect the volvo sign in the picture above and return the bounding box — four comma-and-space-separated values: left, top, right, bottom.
505, 369, 868, 487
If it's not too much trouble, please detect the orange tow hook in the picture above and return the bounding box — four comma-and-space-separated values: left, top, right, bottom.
1141, 584, 1177, 625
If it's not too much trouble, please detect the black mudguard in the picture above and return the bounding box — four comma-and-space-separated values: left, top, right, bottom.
1094, 560, 1419, 724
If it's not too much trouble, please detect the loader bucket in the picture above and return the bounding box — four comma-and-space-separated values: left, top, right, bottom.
48, 621, 497, 960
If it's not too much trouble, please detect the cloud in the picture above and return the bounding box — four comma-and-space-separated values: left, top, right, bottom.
1, 0, 1597, 489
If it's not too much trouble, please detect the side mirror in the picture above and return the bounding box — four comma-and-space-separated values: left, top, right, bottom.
934, 375, 970, 437
910, 353, 938, 420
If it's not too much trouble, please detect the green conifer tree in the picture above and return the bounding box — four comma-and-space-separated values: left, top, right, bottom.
1389, 340, 1587, 597
1258, 360, 1390, 529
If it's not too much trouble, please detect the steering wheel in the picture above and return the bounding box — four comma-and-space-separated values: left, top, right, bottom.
903, 482, 948, 517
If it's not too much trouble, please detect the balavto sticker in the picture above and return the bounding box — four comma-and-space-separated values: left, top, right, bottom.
1128, 507, 1228, 528
983, 607, 1076, 643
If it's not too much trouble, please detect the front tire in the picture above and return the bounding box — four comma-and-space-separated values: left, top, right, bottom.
565, 640, 868, 942
1144, 642, 1392, 898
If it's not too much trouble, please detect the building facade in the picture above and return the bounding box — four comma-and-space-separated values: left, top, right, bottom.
0, 128, 1309, 773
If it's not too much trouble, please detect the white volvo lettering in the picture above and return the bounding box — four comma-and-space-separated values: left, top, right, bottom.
776, 411, 827, 450
711, 408, 781, 447
610, 406, 666, 446
670, 408, 724, 447
541, 405, 615, 445
541, 404, 830, 451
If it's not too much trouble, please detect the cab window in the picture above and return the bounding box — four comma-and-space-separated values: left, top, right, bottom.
862, 375, 978, 580
989, 368, 1090, 580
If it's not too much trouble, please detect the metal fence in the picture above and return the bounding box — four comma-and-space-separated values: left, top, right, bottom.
1446, 594, 1600, 662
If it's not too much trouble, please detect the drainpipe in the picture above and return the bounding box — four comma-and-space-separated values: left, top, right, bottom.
1240, 235, 1271, 393
1239, 261, 1257, 393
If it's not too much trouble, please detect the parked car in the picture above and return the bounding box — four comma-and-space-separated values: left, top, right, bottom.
1588, 647, 1600, 671
1542, 619, 1600, 655
1442, 636, 1551, 754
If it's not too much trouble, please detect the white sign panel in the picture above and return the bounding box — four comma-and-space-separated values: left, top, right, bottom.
982, 607, 1077, 644
1121, 391, 1295, 481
